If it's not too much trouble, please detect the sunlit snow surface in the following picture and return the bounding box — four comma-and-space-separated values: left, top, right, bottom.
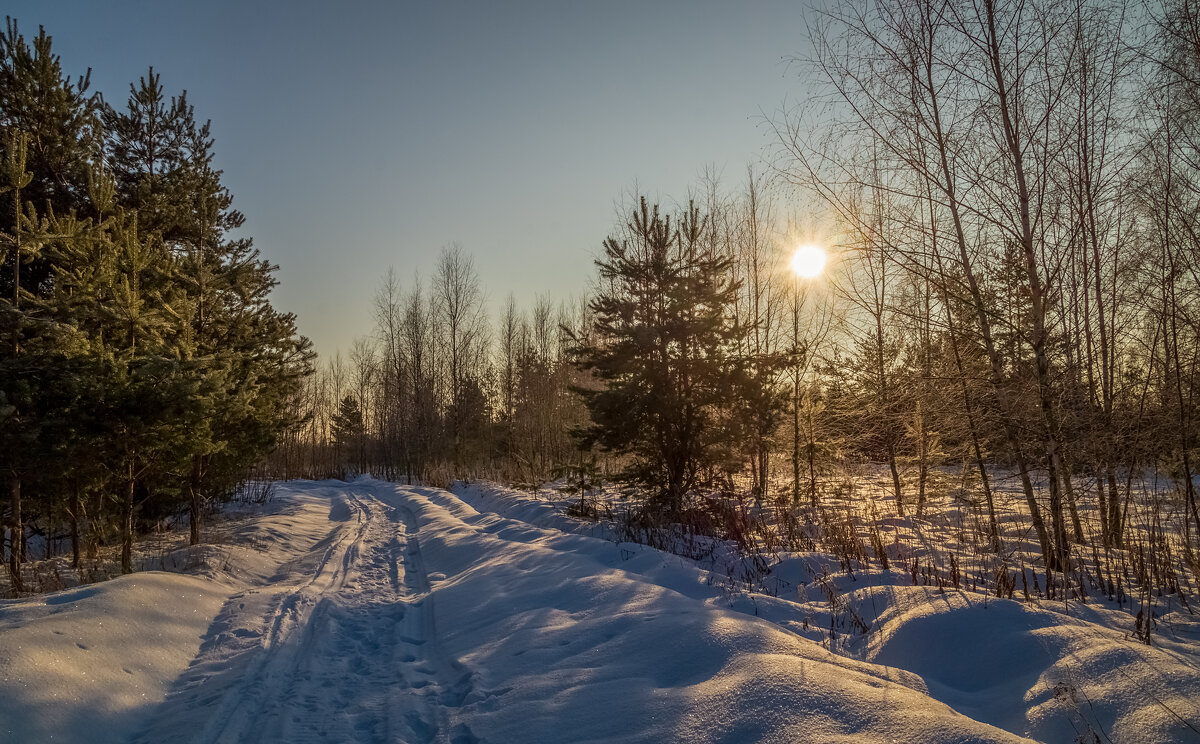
1, 478, 1197, 743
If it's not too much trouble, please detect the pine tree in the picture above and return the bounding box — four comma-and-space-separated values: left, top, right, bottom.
102, 68, 194, 239
0, 124, 97, 591
571, 197, 745, 515
0, 19, 98, 289
0, 21, 101, 589
104, 68, 312, 543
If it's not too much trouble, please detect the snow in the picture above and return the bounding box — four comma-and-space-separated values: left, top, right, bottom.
0, 573, 225, 740
1, 477, 1198, 743
865, 588, 1200, 742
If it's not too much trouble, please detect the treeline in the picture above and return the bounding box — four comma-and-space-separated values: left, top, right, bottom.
1, 21, 312, 591
269, 246, 592, 487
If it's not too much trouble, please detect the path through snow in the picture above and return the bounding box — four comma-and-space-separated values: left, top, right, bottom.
135, 488, 478, 744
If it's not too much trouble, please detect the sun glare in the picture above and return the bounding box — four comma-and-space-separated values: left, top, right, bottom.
790, 244, 827, 279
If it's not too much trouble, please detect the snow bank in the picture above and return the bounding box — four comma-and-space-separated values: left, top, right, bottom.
453, 480, 615, 537
0, 572, 225, 742
865, 588, 1200, 742
447, 480, 1200, 743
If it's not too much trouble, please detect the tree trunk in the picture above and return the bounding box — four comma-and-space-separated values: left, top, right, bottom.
792, 294, 802, 505
189, 455, 203, 546
69, 482, 81, 569
8, 473, 23, 593
758, 440, 769, 500
793, 376, 802, 505
957, 355, 1000, 551
1105, 467, 1123, 548
888, 444, 904, 517
121, 465, 136, 575
917, 460, 928, 519
982, 0, 1066, 571
1059, 462, 1086, 544
806, 398, 819, 509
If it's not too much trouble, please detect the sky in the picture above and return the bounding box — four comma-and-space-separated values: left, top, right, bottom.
6, 1, 817, 359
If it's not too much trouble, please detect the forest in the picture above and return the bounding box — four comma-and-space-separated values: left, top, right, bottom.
5, 0, 1200, 643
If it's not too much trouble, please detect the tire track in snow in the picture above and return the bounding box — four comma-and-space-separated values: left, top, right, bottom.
389, 500, 480, 744
185, 492, 373, 743
135, 488, 481, 744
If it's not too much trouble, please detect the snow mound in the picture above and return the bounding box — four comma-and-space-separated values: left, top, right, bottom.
448, 480, 1200, 743
0, 572, 226, 742
0, 482, 344, 743
865, 588, 1200, 742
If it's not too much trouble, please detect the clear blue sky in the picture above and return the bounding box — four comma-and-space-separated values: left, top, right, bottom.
7, 1, 815, 359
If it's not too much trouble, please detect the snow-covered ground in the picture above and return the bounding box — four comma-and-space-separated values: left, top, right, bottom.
2, 478, 1198, 743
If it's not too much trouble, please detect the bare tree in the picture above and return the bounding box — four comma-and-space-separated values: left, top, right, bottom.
433, 244, 488, 470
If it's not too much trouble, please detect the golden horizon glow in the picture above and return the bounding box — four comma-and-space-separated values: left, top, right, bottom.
790, 244, 827, 279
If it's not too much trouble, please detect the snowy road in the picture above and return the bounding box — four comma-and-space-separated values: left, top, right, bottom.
136, 489, 479, 744
5, 479, 1199, 743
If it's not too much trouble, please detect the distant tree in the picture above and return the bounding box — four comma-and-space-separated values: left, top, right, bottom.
348, 336, 377, 471
727, 171, 790, 501
331, 395, 365, 475
433, 244, 487, 470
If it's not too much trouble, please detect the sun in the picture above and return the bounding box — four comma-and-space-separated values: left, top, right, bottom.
790, 244, 827, 279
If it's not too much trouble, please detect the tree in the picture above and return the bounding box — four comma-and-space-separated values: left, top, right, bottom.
724, 169, 790, 501
433, 244, 487, 470
571, 197, 745, 515
104, 66, 312, 544
331, 395, 365, 475
102, 67, 194, 239
775, 0, 1090, 572
0, 20, 98, 587
0, 19, 98, 226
